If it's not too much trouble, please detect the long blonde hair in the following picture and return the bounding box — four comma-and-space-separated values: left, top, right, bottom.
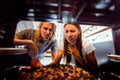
34, 22, 56, 46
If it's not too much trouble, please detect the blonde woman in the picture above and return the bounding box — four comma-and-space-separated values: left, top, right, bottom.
14, 22, 58, 67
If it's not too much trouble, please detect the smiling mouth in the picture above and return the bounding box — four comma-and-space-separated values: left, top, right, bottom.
67, 39, 73, 43
44, 35, 50, 38
68, 37, 73, 41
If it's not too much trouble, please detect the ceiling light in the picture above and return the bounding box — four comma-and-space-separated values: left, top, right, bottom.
94, 13, 105, 17
109, 5, 115, 11
95, 0, 111, 9
95, 3, 107, 9
27, 13, 34, 17
28, 9, 34, 12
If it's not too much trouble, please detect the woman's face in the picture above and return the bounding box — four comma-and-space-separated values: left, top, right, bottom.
64, 24, 80, 45
40, 22, 54, 40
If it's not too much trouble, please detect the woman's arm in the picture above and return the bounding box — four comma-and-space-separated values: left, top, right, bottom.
51, 52, 57, 61
86, 51, 98, 69
51, 39, 58, 61
85, 51, 99, 75
14, 35, 39, 58
67, 44, 86, 66
44, 49, 63, 67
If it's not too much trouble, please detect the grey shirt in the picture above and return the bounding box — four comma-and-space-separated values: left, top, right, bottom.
16, 29, 58, 59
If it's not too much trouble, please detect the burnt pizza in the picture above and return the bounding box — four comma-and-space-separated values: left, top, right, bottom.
18, 64, 96, 80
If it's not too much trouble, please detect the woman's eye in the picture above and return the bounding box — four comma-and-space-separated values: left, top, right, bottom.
49, 29, 52, 31
70, 30, 75, 33
65, 31, 68, 33
44, 27, 48, 30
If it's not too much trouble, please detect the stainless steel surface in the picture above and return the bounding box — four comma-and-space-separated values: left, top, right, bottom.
0, 48, 27, 55
108, 54, 120, 62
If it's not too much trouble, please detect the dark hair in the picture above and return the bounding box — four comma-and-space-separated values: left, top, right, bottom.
63, 23, 83, 67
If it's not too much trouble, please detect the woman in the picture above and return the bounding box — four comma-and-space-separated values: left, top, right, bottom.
45, 23, 99, 74
14, 22, 58, 67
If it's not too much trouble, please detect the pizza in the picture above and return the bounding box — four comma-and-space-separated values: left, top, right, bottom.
18, 64, 96, 80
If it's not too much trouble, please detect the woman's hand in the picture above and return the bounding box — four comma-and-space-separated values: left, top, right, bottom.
67, 44, 85, 66
14, 38, 39, 58
67, 44, 74, 54
27, 40, 39, 58
67, 44, 79, 56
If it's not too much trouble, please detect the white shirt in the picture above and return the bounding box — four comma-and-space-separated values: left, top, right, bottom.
59, 40, 95, 66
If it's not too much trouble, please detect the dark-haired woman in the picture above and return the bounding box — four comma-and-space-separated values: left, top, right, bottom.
45, 23, 99, 74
